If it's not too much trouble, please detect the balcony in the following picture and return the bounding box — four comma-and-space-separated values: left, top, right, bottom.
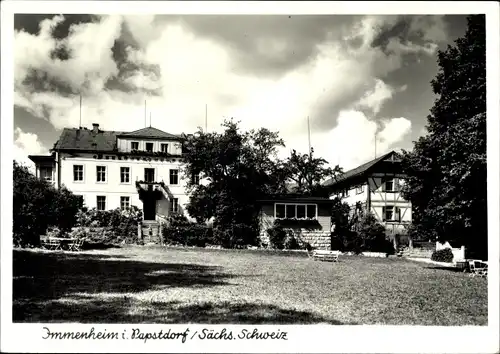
135, 180, 173, 201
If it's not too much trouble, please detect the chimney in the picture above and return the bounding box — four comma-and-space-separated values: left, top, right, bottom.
92, 123, 99, 134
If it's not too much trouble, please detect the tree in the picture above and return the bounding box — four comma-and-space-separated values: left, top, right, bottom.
400, 15, 486, 258
181, 119, 288, 246
331, 199, 390, 254
13, 161, 83, 247
283, 148, 343, 197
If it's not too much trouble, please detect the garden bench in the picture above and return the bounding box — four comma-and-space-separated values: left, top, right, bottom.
311, 250, 340, 262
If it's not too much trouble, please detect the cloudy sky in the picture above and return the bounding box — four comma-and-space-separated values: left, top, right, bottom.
13, 13, 469, 171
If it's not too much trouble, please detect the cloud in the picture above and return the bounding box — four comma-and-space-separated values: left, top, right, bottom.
15, 14, 123, 95
14, 14, 439, 170
14, 128, 48, 172
280, 110, 412, 171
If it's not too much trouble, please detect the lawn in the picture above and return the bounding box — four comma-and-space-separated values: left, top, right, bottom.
12, 246, 488, 325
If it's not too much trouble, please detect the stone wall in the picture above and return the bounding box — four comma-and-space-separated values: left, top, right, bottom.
259, 229, 331, 250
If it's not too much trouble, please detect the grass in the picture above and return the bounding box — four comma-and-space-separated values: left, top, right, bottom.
12, 245, 488, 325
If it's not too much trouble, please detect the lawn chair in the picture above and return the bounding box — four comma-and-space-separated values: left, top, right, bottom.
42, 238, 62, 251
469, 260, 488, 278
68, 238, 85, 252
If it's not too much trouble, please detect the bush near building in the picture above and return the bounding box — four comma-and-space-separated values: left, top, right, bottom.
431, 248, 454, 263
71, 206, 143, 245
13, 161, 83, 247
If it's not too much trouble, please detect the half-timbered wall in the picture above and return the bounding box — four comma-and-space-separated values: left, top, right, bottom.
367, 172, 411, 237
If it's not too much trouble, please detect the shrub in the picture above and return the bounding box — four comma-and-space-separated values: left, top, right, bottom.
211, 221, 258, 248
163, 224, 213, 247
267, 225, 287, 250
284, 230, 301, 250
431, 248, 454, 263
13, 161, 83, 247
74, 206, 142, 244
274, 218, 321, 230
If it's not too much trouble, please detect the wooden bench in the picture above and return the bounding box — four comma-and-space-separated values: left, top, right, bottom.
311, 250, 340, 262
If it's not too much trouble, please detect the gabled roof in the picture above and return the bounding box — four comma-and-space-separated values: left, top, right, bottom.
118, 127, 181, 140
323, 151, 399, 188
52, 128, 122, 152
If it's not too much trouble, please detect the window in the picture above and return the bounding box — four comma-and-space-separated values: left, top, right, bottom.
394, 207, 401, 222
170, 169, 179, 185
192, 173, 200, 185
383, 178, 398, 192
276, 204, 286, 218
286, 204, 296, 218
96, 166, 106, 182
297, 204, 306, 219
274, 203, 317, 219
341, 189, 349, 198
356, 185, 364, 194
40, 166, 53, 182
73, 165, 84, 182
144, 168, 155, 183
161, 143, 168, 153
146, 142, 153, 152
120, 167, 130, 183
170, 198, 179, 213
120, 196, 130, 210
383, 206, 394, 221
307, 205, 317, 218
97, 196, 106, 211
131, 141, 139, 150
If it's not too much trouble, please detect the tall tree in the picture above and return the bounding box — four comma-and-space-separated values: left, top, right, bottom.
283, 148, 343, 197
400, 15, 486, 258
181, 119, 288, 246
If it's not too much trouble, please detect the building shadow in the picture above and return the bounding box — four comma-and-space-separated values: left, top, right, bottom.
13, 249, 348, 324
12, 249, 232, 322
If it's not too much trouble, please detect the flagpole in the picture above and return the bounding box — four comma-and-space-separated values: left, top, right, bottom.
79, 94, 82, 128
307, 116, 312, 157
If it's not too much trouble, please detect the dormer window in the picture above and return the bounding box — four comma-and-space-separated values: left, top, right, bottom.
146, 142, 153, 152
131, 141, 139, 150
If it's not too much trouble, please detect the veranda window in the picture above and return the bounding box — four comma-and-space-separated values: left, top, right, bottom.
274, 203, 317, 219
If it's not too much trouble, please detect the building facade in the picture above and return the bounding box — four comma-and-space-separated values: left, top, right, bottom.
257, 196, 334, 249
29, 124, 196, 227
323, 151, 412, 248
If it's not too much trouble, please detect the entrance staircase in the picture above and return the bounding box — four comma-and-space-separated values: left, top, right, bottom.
141, 220, 162, 244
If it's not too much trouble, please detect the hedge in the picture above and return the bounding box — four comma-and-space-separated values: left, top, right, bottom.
431, 248, 454, 263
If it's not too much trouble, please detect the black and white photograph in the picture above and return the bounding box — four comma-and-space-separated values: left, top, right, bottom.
1, 1, 499, 353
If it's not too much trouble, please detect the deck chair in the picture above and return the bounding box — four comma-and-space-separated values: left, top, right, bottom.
469, 260, 488, 278
68, 238, 85, 252
44, 238, 62, 251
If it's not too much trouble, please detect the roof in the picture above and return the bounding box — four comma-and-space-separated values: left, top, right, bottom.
257, 194, 334, 204
28, 154, 55, 163
322, 151, 398, 188
52, 128, 122, 152
118, 127, 182, 140
52, 127, 182, 152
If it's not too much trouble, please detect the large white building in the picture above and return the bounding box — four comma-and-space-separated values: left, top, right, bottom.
29, 124, 196, 237
323, 151, 412, 248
